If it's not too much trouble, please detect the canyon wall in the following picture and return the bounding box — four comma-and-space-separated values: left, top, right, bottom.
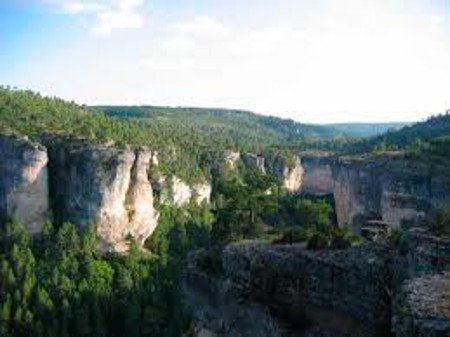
184, 242, 393, 337
185, 232, 450, 337
45, 140, 159, 252
183, 249, 282, 337
0, 135, 49, 235
0, 135, 213, 251
298, 153, 450, 233
237, 152, 304, 193
393, 272, 450, 337
156, 175, 212, 207
0, 136, 161, 252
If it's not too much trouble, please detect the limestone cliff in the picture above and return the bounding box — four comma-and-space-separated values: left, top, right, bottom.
393, 272, 450, 337
242, 152, 304, 193
269, 156, 304, 193
126, 150, 160, 247
46, 139, 159, 252
192, 182, 212, 205
299, 154, 334, 195
224, 150, 240, 169
0, 135, 49, 234
297, 153, 450, 233
242, 153, 265, 173
184, 242, 392, 337
156, 175, 212, 207
171, 176, 193, 206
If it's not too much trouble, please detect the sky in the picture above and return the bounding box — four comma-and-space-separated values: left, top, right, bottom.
1, 0, 450, 123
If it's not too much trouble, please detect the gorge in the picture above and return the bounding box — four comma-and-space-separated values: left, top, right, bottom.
0, 89, 449, 337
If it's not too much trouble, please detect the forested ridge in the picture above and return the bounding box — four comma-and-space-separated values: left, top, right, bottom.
342, 113, 450, 159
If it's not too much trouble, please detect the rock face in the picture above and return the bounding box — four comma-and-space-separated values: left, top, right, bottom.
242, 153, 265, 173
157, 175, 212, 207
171, 176, 193, 206
269, 156, 304, 193
224, 150, 240, 169
193, 182, 212, 205
393, 272, 450, 337
404, 228, 450, 277
224, 242, 392, 332
126, 150, 160, 247
298, 153, 450, 233
47, 140, 158, 252
300, 155, 334, 195
184, 242, 393, 337
185, 233, 450, 337
0, 135, 50, 234
0, 134, 216, 251
242, 152, 304, 193
183, 249, 284, 337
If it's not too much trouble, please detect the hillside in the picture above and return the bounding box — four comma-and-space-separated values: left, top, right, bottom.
93, 105, 341, 146
345, 113, 450, 154
326, 122, 410, 137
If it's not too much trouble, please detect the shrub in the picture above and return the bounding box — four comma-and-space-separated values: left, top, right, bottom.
430, 206, 450, 236
273, 227, 308, 244
330, 226, 361, 249
307, 232, 329, 250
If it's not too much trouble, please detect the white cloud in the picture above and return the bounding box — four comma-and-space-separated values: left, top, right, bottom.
42, 0, 146, 35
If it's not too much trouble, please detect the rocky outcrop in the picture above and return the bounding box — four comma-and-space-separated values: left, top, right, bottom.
46, 140, 158, 252
224, 242, 392, 332
157, 175, 212, 207
297, 153, 450, 233
184, 242, 393, 337
269, 156, 304, 193
404, 228, 450, 277
171, 176, 193, 206
224, 150, 240, 169
126, 150, 160, 247
393, 272, 450, 337
185, 234, 450, 337
183, 249, 284, 337
242, 153, 265, 173
0, 135, 49, 234
193, 182, 212, 205
300, 155, 335, 195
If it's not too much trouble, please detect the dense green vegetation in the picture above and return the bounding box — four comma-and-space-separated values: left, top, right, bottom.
0, 221, 178, 337
344, 113, 450, 155
211, 167, 279, 244
0, 201, 215, 337
327, 122, 409, 137
95, 105, 340, 147
0, 87, 215, 182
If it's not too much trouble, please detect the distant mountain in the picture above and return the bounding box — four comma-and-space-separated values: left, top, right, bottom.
325, 122, 411, 137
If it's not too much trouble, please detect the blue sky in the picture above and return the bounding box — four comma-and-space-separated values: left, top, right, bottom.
1, 0, 450, 123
